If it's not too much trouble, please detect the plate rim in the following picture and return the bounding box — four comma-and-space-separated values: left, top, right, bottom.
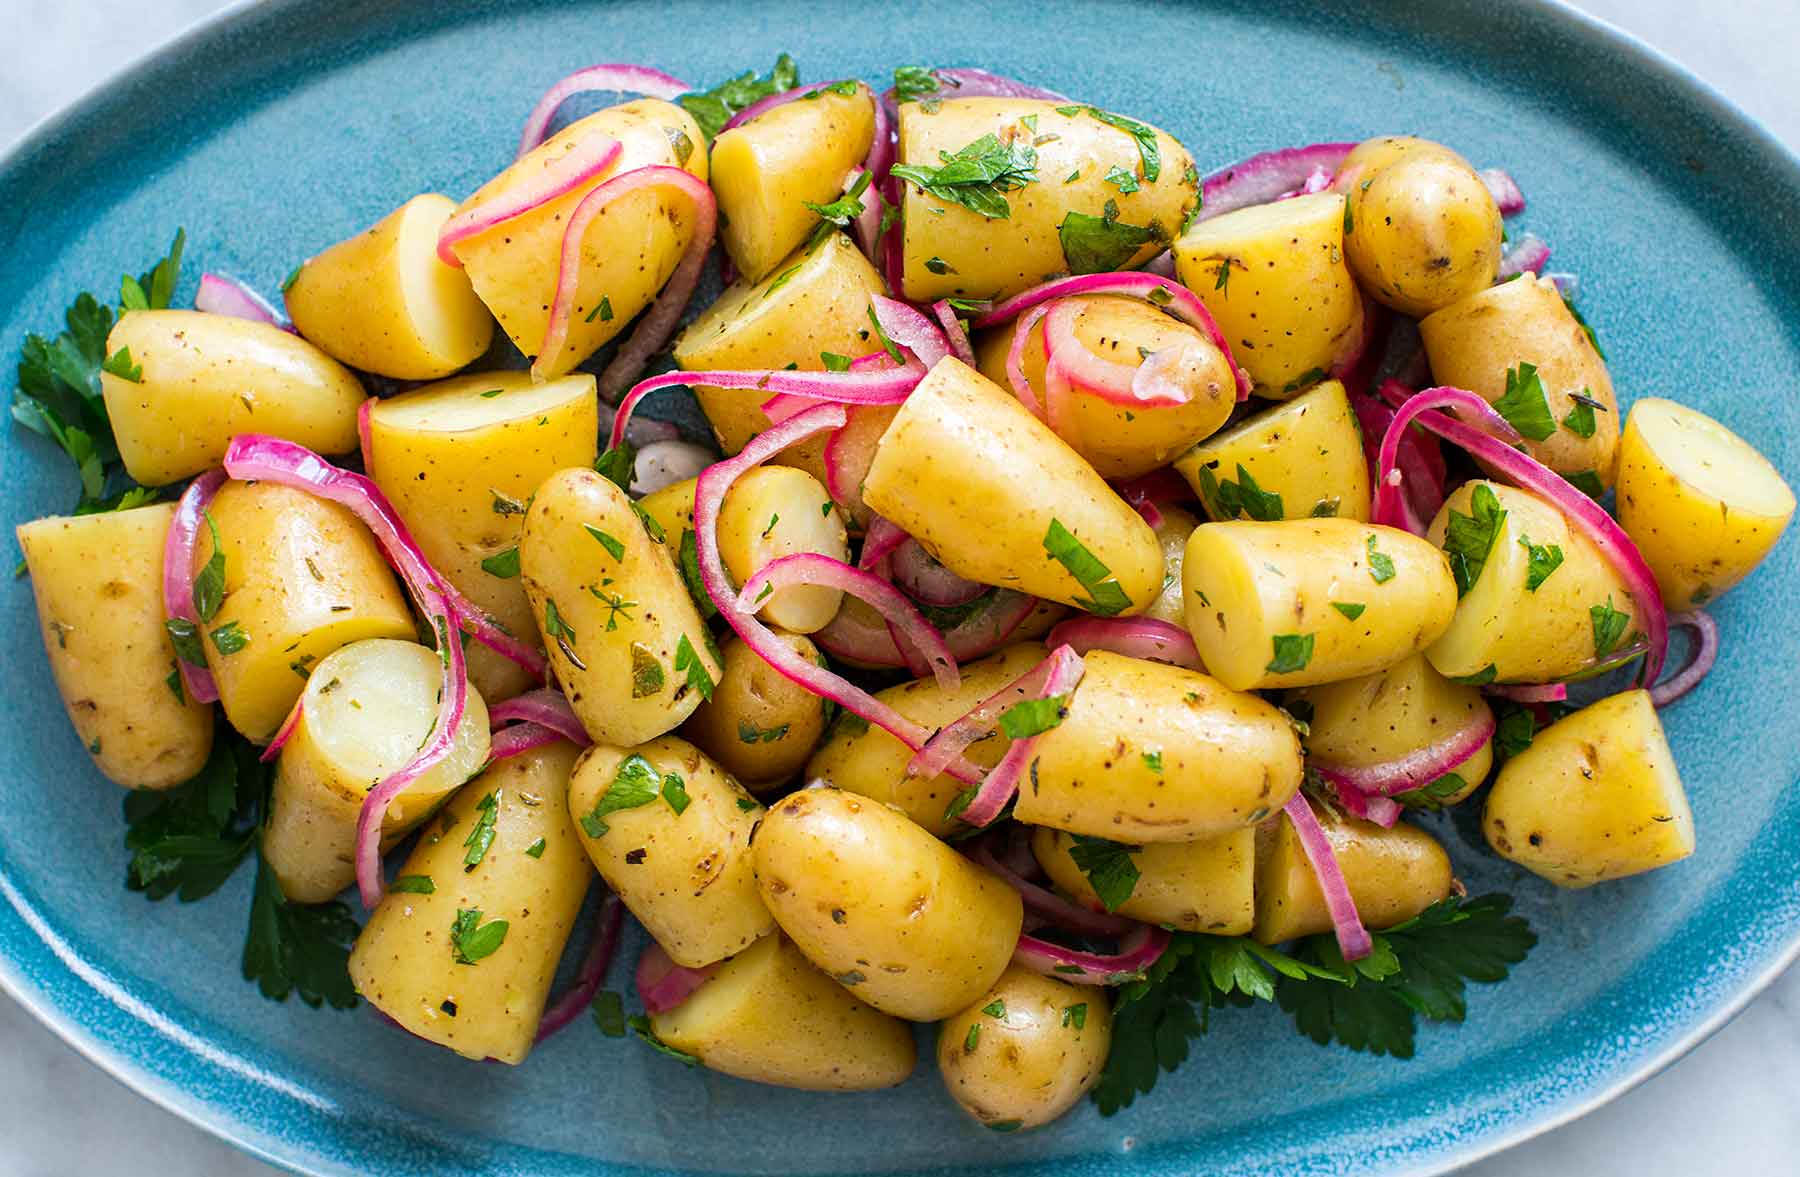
0, 1, 1796, 1175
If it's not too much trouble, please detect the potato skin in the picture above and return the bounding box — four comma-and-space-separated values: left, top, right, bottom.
365, 371, 599, 702
569, 736, 772, 968
1183, 519, 1456, 691
805, 643, 1047, 836
635, 475, 698, 545
1016, 650, 1304, 843
1034, 826, 1256, 934
1419, 273, 1619, 487
897, 98, 1196, 302
1615, 397, 1795, 607
715, 465, 849, 634
348, 739, 593, 1063
1173, 379, 1371, 523
752, 787, 1023, 1021
972, 295, 1236, 479
1144, 504, 1201, 627
17, 504, 214, 790
285, 193, 493, 379
651, 933, 916, 1090
1483, 689, 1693, 888
711, 84, 877, 282
198, 480, 416, 741
936, 966, 1112, 1131
682, 630, 829, 792
100, 309, 364, 486
1253, 808, 1453, 944
520, 468, 721, 747
863, 357, 1162, 614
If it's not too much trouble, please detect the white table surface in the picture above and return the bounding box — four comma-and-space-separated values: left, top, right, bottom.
2, 2, 1798, 1174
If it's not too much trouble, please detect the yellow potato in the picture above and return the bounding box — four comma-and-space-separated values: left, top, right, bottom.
348, 739, 592, 1064
1483, 689, 1693, 887
569, 736, 772, 968
1335, 136, 1502, 317
752, 786, 1023, 1020
711, 83, 877, 281
285, 193, 493, 379
1253, 807, 1453, 943
197, 480, 416, 741
715, 465, 849, 633
1418, 274, 1619, 487
1144, 504, 1201, 626
1616, 397, 1795, 607
100, 310, 364, 486
1425, 481, 1646, 684
897, 98, 1196, 301
681, 630, 829, 791
972, 295, 1237, 479
1017, 650, 1303, 842
449, 99, 708, 377
651, 932, 915, 1090
364, 371, 599, 702
1183, 519, 1456, 691
519, 468, 720, 746
17, 504, 214, 790
263, 638, 491, 903
1173, 379, 1371, 523
805, 642, 1047, 836
1173, 193, 1362, 397
936, 966, 1112, 1131
1033, 826, 1256, 934
863, 357, 1162, 614
636, 475, 698, 544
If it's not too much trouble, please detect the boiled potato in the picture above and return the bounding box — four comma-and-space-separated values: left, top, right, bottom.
1253, 807, 1453, 943
198, 480, 416, 741
348, 738, 592, 1064
263, 638, 491, 903
1173, 193, 1361, 397
1173, 379, 1371, 523
1418, 274, 1619, 487
806, 642, 1046, 835
1616, 397, 1795, 607
448, 99, 708, 377
1033, 826, 1255, 934
651, 932, 915, 1090
972, 294, 1237, 479
1017, 650, 1303, 842
897, 98, 1196, 302
285, 193, 493, 379
937, 966, 1112, 1131
17, 504, 214, 790
1334, 136, 1502, 317
1425, 481, 1645, 684
1483, 689, 1693, 887
364, 371, 599, 702
716, 465, 849, 634
1144, 503, 1201, 626
711, 83, 877, 281
1291, 653, 1494, 808
1183, 519, 1456, 691
569, 736, 772, 968
863, 357, 1161, 614
99, 310, 363, 486
753, 786, 1022, 1020
682, 630, 829, 792
636, 475, 698, 544
519, 468, 721, 746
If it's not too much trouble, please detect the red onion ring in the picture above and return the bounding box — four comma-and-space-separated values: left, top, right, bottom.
1485, 682, 1569, 704
260, 698, 304, 764
487, 687, 590, 745
930, 299, 977, 367
907, 643, 1069, 781
949, 645, 1086, 827
1311, 708, 1495, 797
516, 64, 692, 158
356, 397, 375, 470
1013, 923, 1170, 985
1649, 610, 1719, 707
1043, 616, 1202, 669
196, 273, 289, 330
437, 132, 624, 266
1197, 141, 1357, 225
536, 891, 627, 1043
162, 469, 227, 705
1283, 792, 1372, 961
610, 360, 921, 452
968, 832, 1136, 937
1497, 232, 1551, 279
487, 720, 566, 763
1479, 168, 1526, 215
879, 174, 906, 295
1004, 302, 1054, 417
858, 515, 909, 570
813, 586, 1042, 669
720, 80, 838, 134
889, 538, 988, 608
1321, 776, 1403, 828
635, 940, 719, 1014
1040, 299, 1195, 410
870, 293, 951, 369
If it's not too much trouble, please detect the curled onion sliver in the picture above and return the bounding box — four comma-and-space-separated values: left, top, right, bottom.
1013, 923, 1170, 985
1497, 232, 1551, 279
858, 515, 909, 570
1649, 610, 1719, 707
968, 832, 1136, 937
1479, 167, 1526, 215
815, 589, 1041, 669
536, 891, 626, 1043
1004, 303, 1054, 417
163, 469, 227, 706
610, 360, 921, 452
1041, 299, 1192, 409
720, 80, 836, 134
931, 300, 977, 367
487, 721, 566, 763
487, 688, 590, 745
197, 273, 287, 329
636, 940, 720, 1014
1043, 616, 1202, 669
1322, 776, 1403, 828
356, 397, 375, 470
890, 538, 987, 608
953, 646, 1086, 828
1198, 141, 1357, 225
1283, 792, 1372, 961
908, 643, 1068, 781
516, 64, 691, 158
260, 698, 304, 763
1311, 708, 1495, 797
1486, 681, 1569, 704
870, 293, 951, 369
437, 132, 623, 266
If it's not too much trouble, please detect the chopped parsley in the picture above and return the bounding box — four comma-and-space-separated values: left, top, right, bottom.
1104, 164, 1141, 194
1566, 469, 1607, 500
1043, 518, 1132, 616
449, 907, 510, 965
1590, 597, 1631, 659
890, 133, 1039, 220
1063, 1002, 1089, 1030
630, 642, 665, 698
1492, 363, 1557, 442
462, 792, 500, 871
1519, 535, 1565, 591
1059, 199, 1158, 274
490, 489, 529, 517
674, 634, 715, 701
1443, 484, 1507, 596
737, 719, 791, 744
1194, 462, 1283, 522
591, 989, 627, 1037
480, 547, 520, 578
1366, 534, 1397, 584
585, 524, 626, 560
892, 64, 942, 103
208, 620, 249, 655
802, 169, 872, 248
1332, 601, 1367, 620
1561, 389, 1604, 439
678, 53, 800, 140
1054, 104, 1161, 182
629, 1014, 701, 1065
390, 874, 435, 894
999, 694, 1070, 739
192, 511, 227, 621
678, 530, 717, 620
1266, 633, 1314, 674
544, 598, 582, 668
1068, 835, 1141, 912
577, 755, 681, 837
594, 442, 636, 490
525, 838, 547, 859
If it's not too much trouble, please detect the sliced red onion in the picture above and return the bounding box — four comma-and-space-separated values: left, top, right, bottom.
1196, 142, 1357, 225
735, 553, 959, 691
879, 173, 906, 295
933, 68, 1069, 102
870, 293, 951, 369
630, 439, 714, 496
197, 273, 289, 330
1283, 792, 1372, 961
1650, 610, 1719, 707
260, 698, 304, 764
1352, 381, 1447, 526
1112, 468, 1192, 510
1372, 386, 1669, 686
1311, 708, 1495, 797
1014, 923, 1171, 985
847, 166, 883, 258
1321, 776, 1403, 828
1485, 682, 1569, 704
1004, 302, 1055, 417
858, 515, 909, 570
890, 538, 987, 608
356, 396, 375, 470
437, 132, 623, 266
536, 891, 626, 1043
516, 64, 692, 157
487, 720, 565, 763
948, 645, 1086, 827
1479, 168, 1526, 215
635, 940, 719, 1014
1497, 232, 1551, 279
814, 586, 1042, 669
610, 360, 921, 452
162, 469, 226, 706
1044, 616, 1202, 669
488, 688, 590, 745
968, 831, 1136, 937
823, 402, 897, 525
1040, 299, 1194, 410
931, 300, 977, 366
907, 643, 1066, 781
1140, 250, 1176, 278
720, 80, 836, 134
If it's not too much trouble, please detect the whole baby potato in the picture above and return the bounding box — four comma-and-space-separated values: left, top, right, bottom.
1034, 826, 1256, 934
682, 630, 830, 792
1253, 806, 1453, 944
936, 965, 1112, 1131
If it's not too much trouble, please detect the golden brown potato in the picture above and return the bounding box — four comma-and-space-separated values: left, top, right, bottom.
681, 630, 829, 792
1253, 807, 1453, 943
1033, 826, 1256, 934
937, 966, 1112, 1131
1173, 380, 1371, 523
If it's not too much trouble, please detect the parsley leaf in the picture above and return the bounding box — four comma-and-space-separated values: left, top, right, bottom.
449, 907, 510, 965
1058, 201, 1157, 274
674, 633, 715, 701
1565, 469, 1607, 500
462, 791, 500, 871
1057, 105, 1161, 182
1267, 633, 1314, 674
629, 1014, 701, 1065
1194, 462, 1283, 521
1043, 519, 1132, 616
678, 530, 717, 620
892, 64, 941, 103
480, 547, 521, 578
123, 736, 260, 901
585, 524, 626, 560
802, 169, 872, 247
595, 442, 636, 490
1492, 363, 1557, 442
1590, 597, 1631, 659
1332, 601, 1367, 620
1443, 484, 1507, 596
890, 133, 1039, 220
1561, 390, 1603, 439
999, 694, 1070, 739
242, 854, 360, 1008
1067, 835, 1141, 911
1366, 534, 1397, 584
577, 754, 664, 837
678, 54, 800, 140
1518, 534, 1565, 591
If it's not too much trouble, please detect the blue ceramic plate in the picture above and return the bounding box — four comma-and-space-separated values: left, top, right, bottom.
2, 1, 1797, 1174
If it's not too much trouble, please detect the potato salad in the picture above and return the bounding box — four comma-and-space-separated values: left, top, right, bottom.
12, 55, 1793, 1131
